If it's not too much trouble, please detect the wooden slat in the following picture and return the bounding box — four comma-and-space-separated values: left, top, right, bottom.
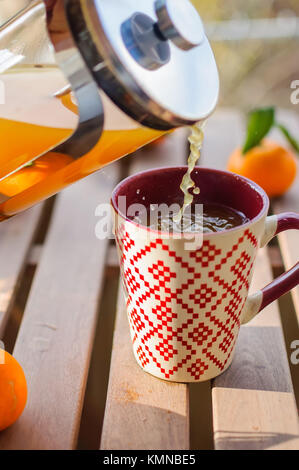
213, 248, 299, 450
0, 164, 120, 450
0, 204, 44, 336
101, 129, 190, 450
271, 110, 299, 322
205, 110, 299, 450
101, 291, 189, 450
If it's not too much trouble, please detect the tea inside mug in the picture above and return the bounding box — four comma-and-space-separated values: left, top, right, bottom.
131, 202, 249, 234
112, 167, 267, 235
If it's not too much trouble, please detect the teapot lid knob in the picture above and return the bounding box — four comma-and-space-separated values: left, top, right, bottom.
155, 0, 205, 51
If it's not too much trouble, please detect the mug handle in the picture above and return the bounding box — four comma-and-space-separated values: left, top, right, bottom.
242, 212, 299, 325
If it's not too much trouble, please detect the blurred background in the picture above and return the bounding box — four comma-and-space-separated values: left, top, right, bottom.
1, 0, 298, 111
192, 0, 299, 111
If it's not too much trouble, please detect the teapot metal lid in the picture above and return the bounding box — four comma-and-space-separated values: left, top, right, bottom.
68, 0, 219, 130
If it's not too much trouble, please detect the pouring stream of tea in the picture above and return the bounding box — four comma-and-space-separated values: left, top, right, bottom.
174, 122, 205, 223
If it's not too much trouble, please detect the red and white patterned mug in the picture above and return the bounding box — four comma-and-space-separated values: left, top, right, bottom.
112, 167, 299, 382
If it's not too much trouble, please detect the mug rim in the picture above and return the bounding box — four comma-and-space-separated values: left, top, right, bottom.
111, 166, 270, 238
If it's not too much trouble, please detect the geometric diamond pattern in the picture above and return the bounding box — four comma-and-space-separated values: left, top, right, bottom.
188, 322, 213, 346
115, 220, 260, 382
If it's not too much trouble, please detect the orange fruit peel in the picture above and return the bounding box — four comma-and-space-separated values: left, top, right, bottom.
227, 139, 297, 198
0, 350, 27, 431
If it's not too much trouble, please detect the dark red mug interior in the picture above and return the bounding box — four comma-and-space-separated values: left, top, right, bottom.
112, 167, 269, 225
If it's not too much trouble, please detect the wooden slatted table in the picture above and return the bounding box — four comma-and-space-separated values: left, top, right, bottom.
0, 110, 298, 450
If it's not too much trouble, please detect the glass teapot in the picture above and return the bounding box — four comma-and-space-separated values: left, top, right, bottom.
0, 0, 219, 220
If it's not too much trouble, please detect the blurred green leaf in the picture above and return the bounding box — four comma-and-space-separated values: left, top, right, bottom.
242, 107, 275, 154
276, 123, 299, 154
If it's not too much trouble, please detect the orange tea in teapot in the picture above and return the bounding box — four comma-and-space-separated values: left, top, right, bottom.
0, 66, 163, 220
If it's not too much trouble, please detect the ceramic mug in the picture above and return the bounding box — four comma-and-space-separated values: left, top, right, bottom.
111, 167, 299, 382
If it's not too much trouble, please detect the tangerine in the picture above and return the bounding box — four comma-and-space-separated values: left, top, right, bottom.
227, 139, 297, 197
0, 350, 27, 431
